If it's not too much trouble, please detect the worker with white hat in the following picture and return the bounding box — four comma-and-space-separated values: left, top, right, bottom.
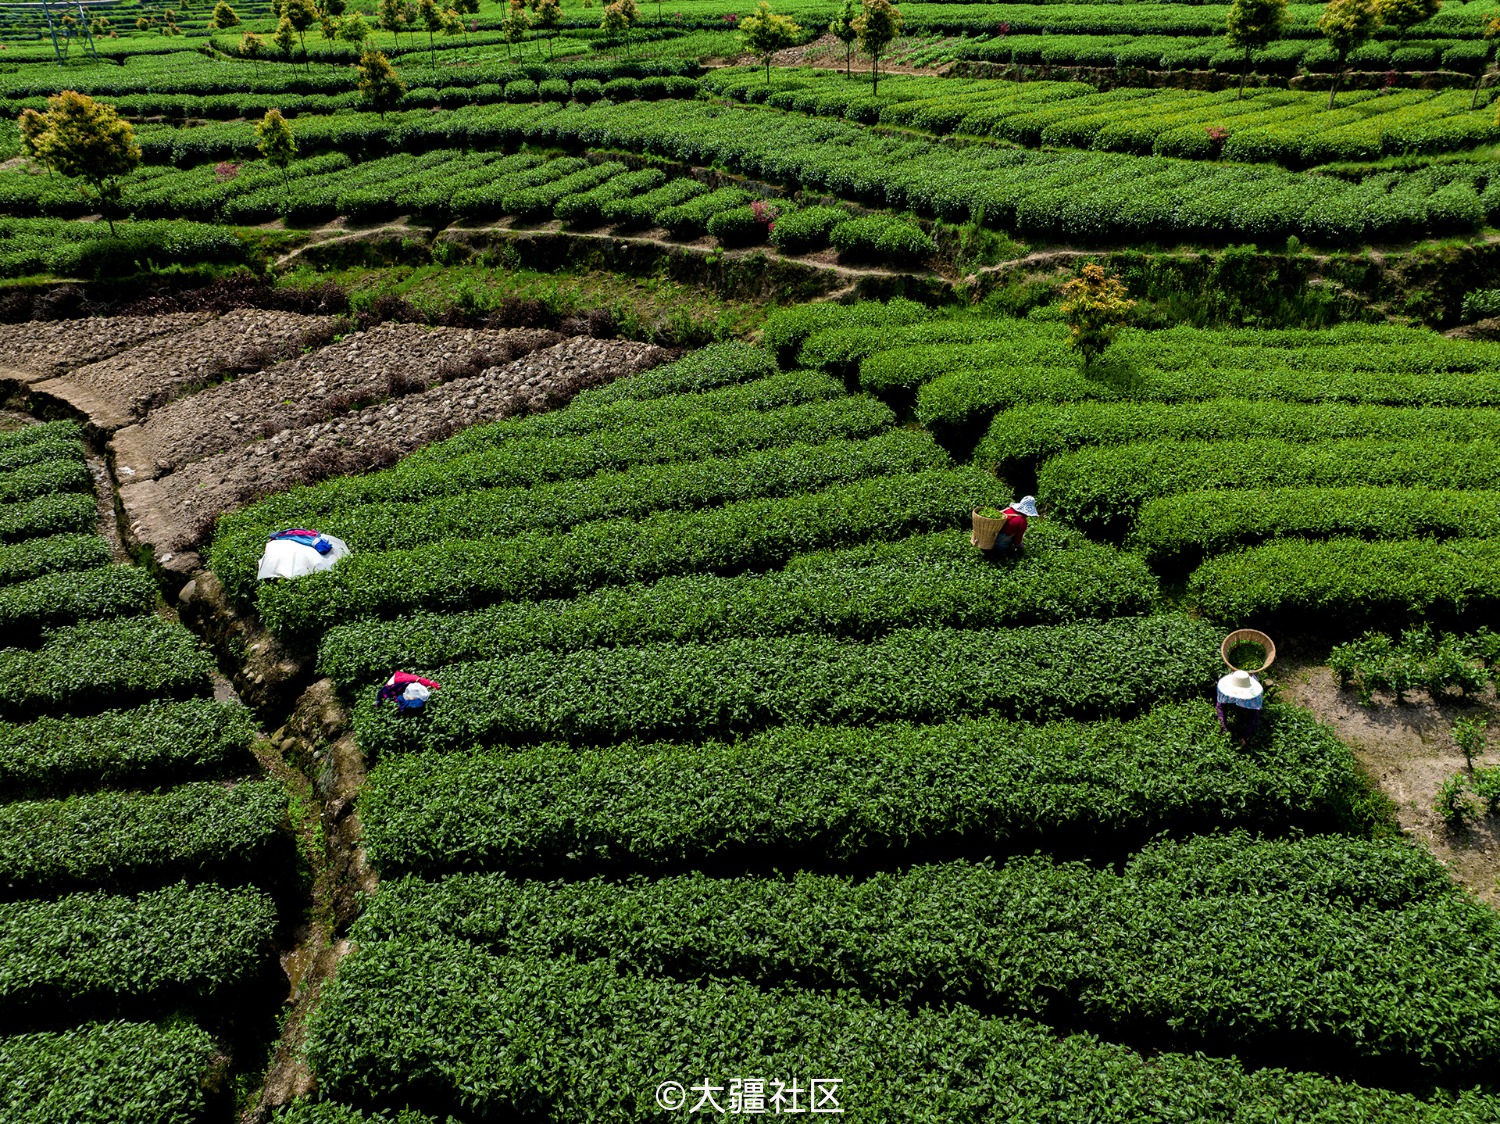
986, 495, 1039, 555
1216, 668, 1264, 745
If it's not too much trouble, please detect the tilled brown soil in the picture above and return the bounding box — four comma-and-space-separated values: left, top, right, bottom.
0, 312, 215, 387
32, 309, 341, 431
119, 334, 668, 557
111, 322, 562, 481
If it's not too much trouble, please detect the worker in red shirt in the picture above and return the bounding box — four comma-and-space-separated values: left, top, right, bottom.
987, 495, 1038, 555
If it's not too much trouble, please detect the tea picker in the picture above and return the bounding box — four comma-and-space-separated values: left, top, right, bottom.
1217, 628, 1276, 746
256, 528, 350, 582
971, 495, 1039, 556
377, 670, 441, 714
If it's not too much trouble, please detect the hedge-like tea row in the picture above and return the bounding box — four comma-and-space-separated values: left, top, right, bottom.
304, 941, 1500, 1123
1039, 438, 1500, 538
0, 492, 97, 544
0, 534, 111, 589
258, 470, 1002, 639
1132, 487, 1500, 569
0, 699, 256, 801
574, 339, 777, 407
271, 1105, 439, 1124
353, 614, 1220, 757
0, 421, 82, 453
218, 395, 895, 602
973, 401, 1500, 475
0, 779, 288, 896
215, 430, 944, 593
0, 435, 85, 475
362, 701, 1370, 877
409, 366, 841, 463
0, 882, 276, 1018
0, 457, 93, 505
317, 527, 1157, 687
357, 835, 1500, 1082
761, 298, 932, 369
0, 1019, 223, 1124
0, 565, 158, 637
1187, 537, 1500, 629
0, 616, 214, 719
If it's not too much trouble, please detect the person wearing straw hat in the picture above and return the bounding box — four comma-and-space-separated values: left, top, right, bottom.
985, 495, 1039, 556
1216, 668, 1264, 746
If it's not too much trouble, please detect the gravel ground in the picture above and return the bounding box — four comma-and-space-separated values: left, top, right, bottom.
112, 322, 562, 480
119, 334, 668, 557
32, 309, 340, 430
0, 313, 215, 387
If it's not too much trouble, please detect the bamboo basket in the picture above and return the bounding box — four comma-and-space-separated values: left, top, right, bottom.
1221, 628, 1276, 673
971, 508, 1007, 550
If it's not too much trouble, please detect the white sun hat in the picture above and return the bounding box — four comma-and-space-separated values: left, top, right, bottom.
1217, 669, 1264, 701
1012, 495, 1039, 518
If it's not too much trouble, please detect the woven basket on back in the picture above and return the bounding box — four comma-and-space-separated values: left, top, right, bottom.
971, 509, 1007, 550
1221, 628, 1276, 673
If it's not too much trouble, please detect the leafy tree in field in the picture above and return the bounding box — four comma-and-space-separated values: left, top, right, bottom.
1374, 0, 1437, 43
285, 0, 318, 60
740, 1, 801, 85
828, 0, 858, 76
339, 11, 371, 43
1224, 0, 1285, 99
1318, 0, 1379, 108
238, 29, 266, 54
378, 0, 407, 47
503, 0, 532, 56
532, 0, 561, 56
1482, 17, 1500, 108
419, 0, 445, 62
853, 0, 901, 96
600, 0, 637, 54
1060, 263, 1135, 367
17, 91, 141, 235
357, 49, 406, 115
255, 108, 297, 191
272, 15, 297, 55
442, 5, 466, 47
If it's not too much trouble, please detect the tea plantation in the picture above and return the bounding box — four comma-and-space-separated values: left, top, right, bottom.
4, 0, 1500, 1118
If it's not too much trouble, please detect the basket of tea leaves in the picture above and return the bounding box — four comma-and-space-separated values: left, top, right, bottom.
1222, 628, 1275, 673
971, 507, 1008, 550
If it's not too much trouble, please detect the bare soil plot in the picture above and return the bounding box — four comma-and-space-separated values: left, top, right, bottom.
111, 323, 562, 481
0, 312, 214, 387
1282, 664, 1500, 905
119, 334, 668, 557
31, 309, 340, 431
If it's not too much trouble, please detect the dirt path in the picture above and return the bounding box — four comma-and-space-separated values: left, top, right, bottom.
1281, 662, 1500, 905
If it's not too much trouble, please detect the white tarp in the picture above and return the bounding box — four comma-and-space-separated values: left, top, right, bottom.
256, 534, 350, 582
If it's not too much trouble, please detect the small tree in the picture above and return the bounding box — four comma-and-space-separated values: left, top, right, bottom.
740, 1, 800, 84
828, 0, 858, 76
239, 29, 266, 55
17, 91, 141, 235
853, 0, 900, 96
1318, 0, 1379, 108
1059, 263, 1135, 367
272, 15, 297, 55
532, 0, 561, 56
378, 0, 407, 46
340, 11, 371, 43
1454, 715, 1489, 772
211, 0, 240, 26
1224, 0, 1285, 99
357, 49, 406, 115
503, 0, 532, 56
285, 0, 318, 61
600, 0, 636, 53
255, 107, 297, 191
419, 0, 444, 61
1374, 0, 1437, 44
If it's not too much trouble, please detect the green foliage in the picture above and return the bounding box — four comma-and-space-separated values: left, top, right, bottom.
1330, 627, 1499, 704
1319, 0, 1380, 105
363, 701, 1374, 877
1374, 0, 1439, 37
0, 565, 158, 639
355, 834, 1500, 1081
317, 527, 1157, 686
0, 435, 86, 474
1187, 538, 1500, 629
353, 614, 1219, 756
829, 213, 936, 264
210, 0, 240, 27
1060, 263, 1136, 367
0, 1020, 223, 1124
256, 469, 995, 638
1453, 715, 1489, 770
0, 698, 256, 800
0, 882, 276, 1018
17, 91, 141, 232
0, 779, 288, 895
739, 1, 801, 84
0, 534, 111, 589
769, 203, 848, 253
1435, 772, 1478, 826
760, 297, 932, 368
0, 457, 93, 505
853, 0, 902, 94
0, 494, 97, 544
356, 51, 406, 116
0, 615, 214, 719
254, 109, 297, 185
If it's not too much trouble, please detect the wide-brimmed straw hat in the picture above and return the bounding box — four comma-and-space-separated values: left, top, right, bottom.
1217, 670, 1263, 701
1012, 495, 1039, 518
